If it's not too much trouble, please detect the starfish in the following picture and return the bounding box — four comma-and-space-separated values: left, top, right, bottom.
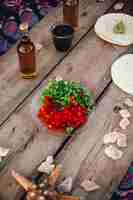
12, 166, 80, 200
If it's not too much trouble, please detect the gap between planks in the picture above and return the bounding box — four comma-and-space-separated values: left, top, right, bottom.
0, 0, 118, 128
0, 0, 129, 199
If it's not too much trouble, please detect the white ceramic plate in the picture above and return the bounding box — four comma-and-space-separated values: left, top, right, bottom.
111, 54, 133, 95
95, 13, 133, 46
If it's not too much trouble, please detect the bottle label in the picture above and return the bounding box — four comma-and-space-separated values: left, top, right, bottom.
65, 0, 78, 6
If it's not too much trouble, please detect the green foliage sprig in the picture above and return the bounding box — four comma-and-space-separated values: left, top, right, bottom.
40, 80, 94, 111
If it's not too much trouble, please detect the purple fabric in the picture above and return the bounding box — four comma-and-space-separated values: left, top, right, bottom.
0, 0, 61, 55
112, 162, 133, 200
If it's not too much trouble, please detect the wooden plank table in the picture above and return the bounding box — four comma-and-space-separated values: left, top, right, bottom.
0, 0, 132, 199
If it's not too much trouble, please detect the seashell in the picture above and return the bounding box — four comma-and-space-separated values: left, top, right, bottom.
117, 133, 127, 147
46, 156, 54, 165
57, 177, 73, 193
119, 109, 131, 118
35, 43, 43, 51
114, 2, 124, 10
0, 147, 9, 157
103, 132, 118, 144
80, 179, 100, 192
124, 98, 133, 107
38, 162, 55, 174
104, 145, 123, 160
119, 118, 130, 130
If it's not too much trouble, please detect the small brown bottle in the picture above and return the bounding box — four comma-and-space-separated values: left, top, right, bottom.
27, 191, 45, 200
17, 23, 37, 79
63, 0, 79, 31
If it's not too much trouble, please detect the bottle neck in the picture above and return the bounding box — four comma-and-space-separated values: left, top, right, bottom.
64, 0, 79, 6
21, 32, 31, 43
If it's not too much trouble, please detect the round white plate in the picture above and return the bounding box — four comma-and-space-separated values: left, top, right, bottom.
95, 13, 133, 46
111, 54, 133, 95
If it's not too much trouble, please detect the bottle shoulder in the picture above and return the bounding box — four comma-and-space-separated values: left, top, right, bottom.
17, 39, 35, 54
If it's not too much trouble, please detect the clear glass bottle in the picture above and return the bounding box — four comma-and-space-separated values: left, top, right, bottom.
17, 23, 37, 79
63, 0, 79, 31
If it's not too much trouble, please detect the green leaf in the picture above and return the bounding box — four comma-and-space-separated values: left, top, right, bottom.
113, 20, 125, 34
66, 127, 75, 135
39, 80, 94, 111
0, 160, 7, 172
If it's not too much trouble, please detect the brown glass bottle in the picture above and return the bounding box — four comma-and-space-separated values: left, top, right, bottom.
27, 192, 45, 200
17, 23, 37, 79
63, 0, 79, 31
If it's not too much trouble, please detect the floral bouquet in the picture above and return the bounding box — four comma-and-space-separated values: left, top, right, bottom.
31, 79, 94, 135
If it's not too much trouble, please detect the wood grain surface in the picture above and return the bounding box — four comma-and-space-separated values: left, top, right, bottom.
0, 0, 117, 126
0, 0, 130, 199
57, 84, 133, 200
0, 4, 128, 200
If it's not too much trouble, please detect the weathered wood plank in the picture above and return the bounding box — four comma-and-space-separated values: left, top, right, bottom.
56, 87, 133, 200
0, 0, 117, 126
0, 1, 129, 199
0, 23, 128, 200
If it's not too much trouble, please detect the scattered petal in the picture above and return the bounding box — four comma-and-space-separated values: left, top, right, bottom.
0, 147, 10, 157
35, 43, 43, 51
81, 179, 100, 192
46, 156, 54, 165
114, 2, 124, 10
124, 98, 133, 107
119, 118, 130, 130
119, 109, 131, 118
57, 177, 73, 193
103, 132, 118, 144
104, 145, 123, 160
117, 133, 127, 147
38, 162, 55, 174
55, 76, 63, 81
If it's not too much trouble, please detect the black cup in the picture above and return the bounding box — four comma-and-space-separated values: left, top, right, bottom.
51, 24, 74, 51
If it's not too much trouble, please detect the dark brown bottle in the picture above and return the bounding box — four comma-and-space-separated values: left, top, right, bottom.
17, 23, 37, 79
63, 0, 79, 31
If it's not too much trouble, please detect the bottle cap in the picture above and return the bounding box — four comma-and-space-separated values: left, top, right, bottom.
19, 22, 29, 32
